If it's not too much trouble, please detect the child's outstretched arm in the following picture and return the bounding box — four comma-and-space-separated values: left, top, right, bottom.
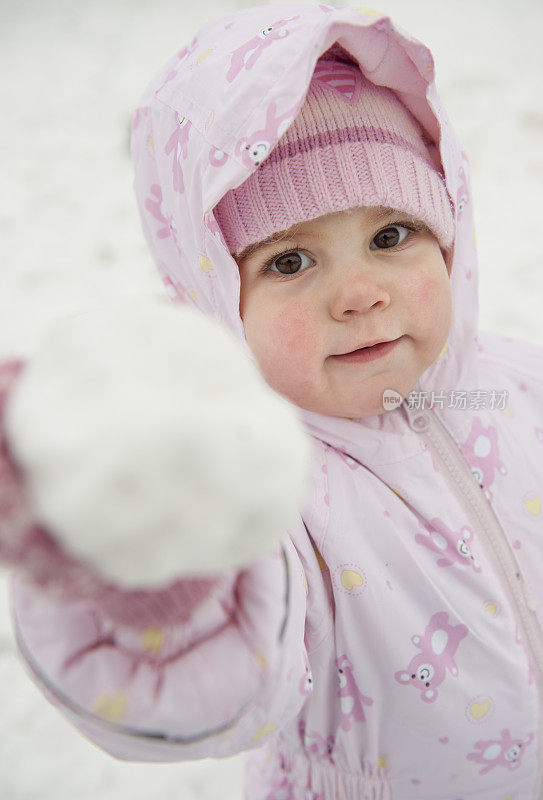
0, 302, 312, 762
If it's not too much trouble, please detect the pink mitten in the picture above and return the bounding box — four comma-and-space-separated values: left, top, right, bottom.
0, 300, 310, 625
0, 359, 228, 626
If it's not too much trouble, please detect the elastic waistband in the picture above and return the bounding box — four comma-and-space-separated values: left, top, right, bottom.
261, 738, 393, 800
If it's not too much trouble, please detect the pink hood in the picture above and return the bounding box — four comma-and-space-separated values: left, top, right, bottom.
130, 2, 477, 465
9, 5, 543, 800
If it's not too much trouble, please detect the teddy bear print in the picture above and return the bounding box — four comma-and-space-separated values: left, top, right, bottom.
234, 98, 302, 170
459, 417, 507, 501
204, 209, 227, 248
144, 184, 181, 252
395, 611, 469, 703
309, 731, 337, 765
145, 184, 170, 239
266, 753, 323, 800
155, 262, 191, 304
164, 114, 192, 195
415, 517, 482, 572
299, 719, 337, 765
299, 653, 314, 696
466, 729, 534, 775
226, 16, 301, 83
336, 654, 373, 729
208, 145, 229, 168
160, 37, 200, 89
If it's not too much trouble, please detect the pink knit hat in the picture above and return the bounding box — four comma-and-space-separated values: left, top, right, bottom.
214, 46, 454, 258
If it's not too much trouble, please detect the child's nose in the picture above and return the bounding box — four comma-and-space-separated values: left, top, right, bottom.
328, 265, 391, 320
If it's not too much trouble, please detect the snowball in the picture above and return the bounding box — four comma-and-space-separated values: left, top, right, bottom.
4, 299, 311, 588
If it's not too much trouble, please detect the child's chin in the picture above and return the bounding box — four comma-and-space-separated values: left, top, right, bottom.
351, 392, 408, 420
331, 400, 395, 420
295, 384, 409, 419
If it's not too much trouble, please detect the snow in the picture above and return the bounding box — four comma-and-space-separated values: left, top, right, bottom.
5, 299, 310, 585
1, 0, 542, 797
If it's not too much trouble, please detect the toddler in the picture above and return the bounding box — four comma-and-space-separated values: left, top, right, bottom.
2, 3, 543, 799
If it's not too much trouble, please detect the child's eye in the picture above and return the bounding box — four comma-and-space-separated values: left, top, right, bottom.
258, 221, 423, 279
370, 224, 412, 250
261, 249, 314, 278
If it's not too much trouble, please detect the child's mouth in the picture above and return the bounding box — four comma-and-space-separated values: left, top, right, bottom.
331, 337, 402, 364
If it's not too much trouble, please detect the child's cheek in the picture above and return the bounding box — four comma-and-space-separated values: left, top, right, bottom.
408, 268, 452, 352
409, 267, 450, 314
270, 301, 320, 363
251, 300, 320, 400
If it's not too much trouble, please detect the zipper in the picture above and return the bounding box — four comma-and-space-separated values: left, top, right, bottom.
402, 400, 543, 795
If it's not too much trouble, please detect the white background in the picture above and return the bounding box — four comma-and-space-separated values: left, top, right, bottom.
1, 0, 542, 797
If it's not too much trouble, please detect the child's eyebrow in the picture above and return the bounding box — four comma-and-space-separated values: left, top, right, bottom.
235, 206, 408, 261
236, 230, 298, 261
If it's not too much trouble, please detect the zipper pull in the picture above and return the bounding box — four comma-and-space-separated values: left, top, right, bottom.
402, 393, 430, 432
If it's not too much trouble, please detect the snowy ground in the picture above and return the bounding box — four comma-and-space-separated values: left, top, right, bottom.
1, 0, 542, 797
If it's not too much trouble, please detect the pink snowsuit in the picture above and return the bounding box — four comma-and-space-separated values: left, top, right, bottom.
4, 4, 543, 799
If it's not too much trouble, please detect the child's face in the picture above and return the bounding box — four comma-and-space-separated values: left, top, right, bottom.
235, 206, 452, 419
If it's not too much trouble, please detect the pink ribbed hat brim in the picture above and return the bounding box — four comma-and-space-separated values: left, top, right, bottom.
214, 50, 455, 257
216, 138, 454, 257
